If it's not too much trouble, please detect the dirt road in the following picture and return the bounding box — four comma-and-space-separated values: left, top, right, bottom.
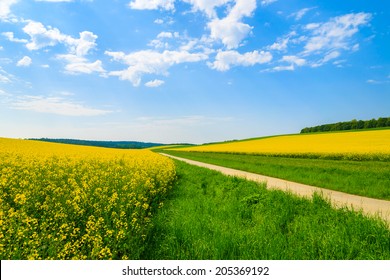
160, 153, 390, 225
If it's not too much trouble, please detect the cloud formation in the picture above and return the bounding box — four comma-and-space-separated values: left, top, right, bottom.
0, 67, 14, 83
106, 49, 208, 86
129, 0, 175, 10
282, 55, 306, 66
16, 56, 32, 67
263, 12, 371, 71
17, 20, 104, 75
0, 0, 18, 20
35, 0, 74, 2
290, 7, 315, 21
2, 31, 28, 43
208, 0, 257, 49
183, 0, 231, 18
0, 2, 374, 85
22, 21, 97, 56
261, 0, 277, 6
11, 95, 112, 116
210, 50, 272, 71
304, 13, 371, 53
57, 54, 105, 75
145, 79, 165, 87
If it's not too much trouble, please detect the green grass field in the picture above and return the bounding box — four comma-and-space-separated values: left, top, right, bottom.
142, 160, 390, 259
160, 150, 390, 200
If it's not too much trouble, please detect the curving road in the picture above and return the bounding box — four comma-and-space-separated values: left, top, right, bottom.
160, 153, 390, 226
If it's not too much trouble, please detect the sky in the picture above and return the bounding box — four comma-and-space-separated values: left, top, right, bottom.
0, 0, 389, 144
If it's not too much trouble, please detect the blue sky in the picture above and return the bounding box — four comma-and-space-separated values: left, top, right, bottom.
0, 0, 389, 144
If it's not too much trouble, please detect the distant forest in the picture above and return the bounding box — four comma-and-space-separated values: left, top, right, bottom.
300, 117, 390, 133
29, 138, 164, 149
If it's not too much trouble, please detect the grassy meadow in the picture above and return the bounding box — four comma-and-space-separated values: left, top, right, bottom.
143, 160, 390, 259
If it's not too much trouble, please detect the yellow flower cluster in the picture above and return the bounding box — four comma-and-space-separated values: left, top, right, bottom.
178, 130, 390, 160
0, 138, 176, 259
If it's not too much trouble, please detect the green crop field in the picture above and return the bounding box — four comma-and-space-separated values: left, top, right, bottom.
160, 150, 390, 200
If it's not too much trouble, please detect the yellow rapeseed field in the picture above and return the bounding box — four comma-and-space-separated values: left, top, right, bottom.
178, 129, 390, 160
0, 138, 176, 259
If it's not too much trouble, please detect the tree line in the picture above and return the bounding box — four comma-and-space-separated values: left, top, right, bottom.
29, 138, 164, 149
300, 117, 390, 133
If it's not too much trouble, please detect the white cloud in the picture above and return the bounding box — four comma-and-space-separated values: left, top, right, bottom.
0, 89, 12, 97
105, 49, 208, 86
149, 31, 180, 48
57, 54, 105, 75
290, 7, 315, 21
310, 50, 341, 68
0, 73, 11, 83
305, 23, 320, 30
2, 32, 28, 43
208, 0, 257, 49
267, 30, 304, 52
272, 65, 295, 71
263, 13, 370, 71
23, 20, 69, 50
263, 55, 305, 72
16, 56, 32, 67
304, 13, 371, 53
64, 60, 105, 75
0, 67, 13, 83
268, 38, 289, 51
208, 17, 252, 49
183, 0, 231, 18
158, 17, 175, 25
228, 0, 257, 20
11, 95, 112, 116
21, 20, 102, 75
157, 32, 174, 39
261, 0, 277, 6
22, 21, 97, 56
35, 0, 73, 2
366, 79, 389, 85
129, 0, 175, 11
209, 50, 272, 71
0, 0, 18, 20
145, 79, 165, 87
282, 55, 305, 66
322, 50, 340, 63
351, 43, 359, 52
179, 36, 215, 54
148, 39, 169, 49
73, 31, 97, 57
129, 0, 257, 50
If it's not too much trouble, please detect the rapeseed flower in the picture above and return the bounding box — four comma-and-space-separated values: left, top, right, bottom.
0, 138, 176, 259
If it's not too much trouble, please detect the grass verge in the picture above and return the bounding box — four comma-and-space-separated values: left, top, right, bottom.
160, 151, 390, 200
142, 160, 390, 260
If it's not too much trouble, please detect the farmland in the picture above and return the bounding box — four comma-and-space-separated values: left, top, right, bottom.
176, 129, 390, 161
0, 138, 176, 259
161, 150, 390, 200
1, 132, 390, 260
163, 129, 390, 200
